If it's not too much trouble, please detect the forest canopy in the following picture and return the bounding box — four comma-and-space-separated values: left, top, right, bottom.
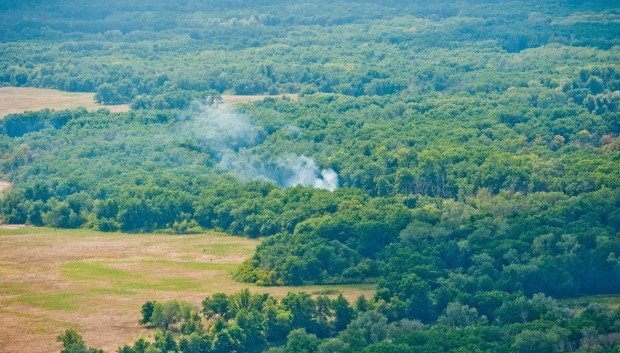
0, 0, 619, 352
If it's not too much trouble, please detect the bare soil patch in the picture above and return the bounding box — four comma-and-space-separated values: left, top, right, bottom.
0, 227, 375, 353
0, 87, 130, 118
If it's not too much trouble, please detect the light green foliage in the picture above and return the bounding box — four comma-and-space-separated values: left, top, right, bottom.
437, 302, 487, 328
150, 300, 194, 330
284, 329, 320, 353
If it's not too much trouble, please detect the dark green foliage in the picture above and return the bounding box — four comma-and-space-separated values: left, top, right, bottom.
69, 290, 620, 353
140, 301, 155, 325
202, 293, 232, 320
154, 331, 178, 353
332, 294, 354, 332
95, 84, 127, 105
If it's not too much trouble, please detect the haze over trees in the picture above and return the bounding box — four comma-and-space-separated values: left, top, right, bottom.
0, 0, 618, 352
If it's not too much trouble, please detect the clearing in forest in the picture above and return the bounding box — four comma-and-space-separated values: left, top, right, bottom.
220, 93, 299, 105
0, 181, 10, 194
0, 227, 375, 353
0, 87, 130, 118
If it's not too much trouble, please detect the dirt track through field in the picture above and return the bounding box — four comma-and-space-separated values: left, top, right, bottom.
0, 227, 375, 353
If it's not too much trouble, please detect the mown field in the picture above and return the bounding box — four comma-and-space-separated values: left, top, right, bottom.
0, 87, 130, 118
0, 227, 375, 353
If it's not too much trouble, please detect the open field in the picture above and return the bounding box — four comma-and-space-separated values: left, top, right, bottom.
0, 87, 130, 118
561, 294, 620, 310
0, 227, 375, 353
0, 181, 10, 194
221, 93, 299, 105
0, 87, 296, 118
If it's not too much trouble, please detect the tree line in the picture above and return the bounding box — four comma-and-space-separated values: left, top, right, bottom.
59, 289, 620, 353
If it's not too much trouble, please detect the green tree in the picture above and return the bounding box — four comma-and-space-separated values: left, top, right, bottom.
513, 330, 556, 353
282, 292, 316, 330
154, 331, 177, 353
95, 83, 124, 105
140, 301, 155, 325
333, 294, 354, 332
437, 302, 487, 328
203, 293, 232, 320
56, 329, 104, 353
285, 329, 320, 353
150, 300, 192, 330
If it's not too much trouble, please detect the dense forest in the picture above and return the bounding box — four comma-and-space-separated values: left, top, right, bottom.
0, 0, 619, 352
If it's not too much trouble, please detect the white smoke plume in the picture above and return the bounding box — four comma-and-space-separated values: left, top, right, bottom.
180, 101, 263, 157
278, 155, 339, 191
179, 102, 338, 191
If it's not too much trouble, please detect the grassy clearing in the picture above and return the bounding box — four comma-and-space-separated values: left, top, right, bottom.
0, 227, 375, 353
561, 294, 620, 309
17, 293, 81, 312
220, 93, 299, 105
62, 261, 137, 282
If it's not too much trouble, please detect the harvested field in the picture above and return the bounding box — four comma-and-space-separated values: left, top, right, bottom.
0, 227, 375, 353
0, 87, 130, 118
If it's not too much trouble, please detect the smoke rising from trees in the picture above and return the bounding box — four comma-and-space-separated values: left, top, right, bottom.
180, 102, 339, 191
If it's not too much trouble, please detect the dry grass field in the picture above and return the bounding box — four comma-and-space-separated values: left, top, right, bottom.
0, 87, 130, 118
0, 88, 297, 211
0, 181, 10, 194
0, 227, 375, 353
0, 87, 296, 119
221, 93, 299, 105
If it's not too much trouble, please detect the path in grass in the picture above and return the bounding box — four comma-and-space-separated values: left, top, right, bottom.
0, 227, 375, 353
